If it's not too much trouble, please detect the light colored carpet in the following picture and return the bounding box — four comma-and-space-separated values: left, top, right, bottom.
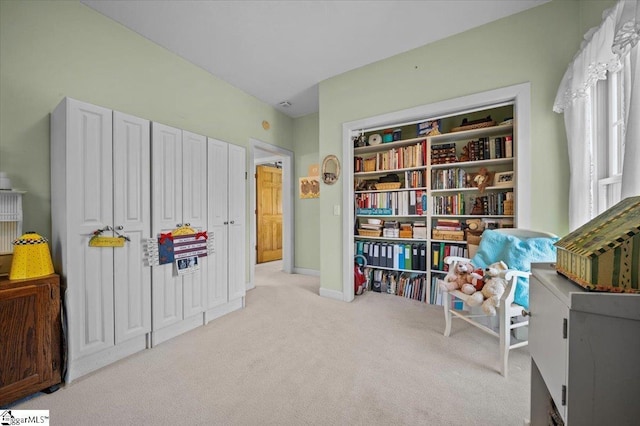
13, 261, 531, 425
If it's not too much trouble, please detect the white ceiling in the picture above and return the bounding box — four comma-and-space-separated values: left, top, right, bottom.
82, 0, 548, 118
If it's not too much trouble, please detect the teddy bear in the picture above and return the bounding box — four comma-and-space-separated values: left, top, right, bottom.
439, 260, 484, 294
473, 167, 492, 193
466, 260, 509, 315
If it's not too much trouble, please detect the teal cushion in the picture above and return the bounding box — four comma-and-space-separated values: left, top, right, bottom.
470, 230, 559, 309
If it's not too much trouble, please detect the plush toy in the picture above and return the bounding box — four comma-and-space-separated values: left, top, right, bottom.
473, 167, 492, 193
439, 260, 483, 294
460, 145, 470, 162
467, 260, 509, 315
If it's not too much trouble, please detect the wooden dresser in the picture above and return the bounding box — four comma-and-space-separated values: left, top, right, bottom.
0, 274, 62, 407
529, 263, 640, 425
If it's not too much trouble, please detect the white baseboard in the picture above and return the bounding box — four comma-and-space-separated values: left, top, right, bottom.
293, 267, 320, 276
66, 334, 148, 383
319, 287, 344, 301
204, 298, 243, 324
150, 315, 204, 347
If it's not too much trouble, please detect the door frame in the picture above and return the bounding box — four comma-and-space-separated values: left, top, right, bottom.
341, 83, 531, 302
249, 139, 294, 289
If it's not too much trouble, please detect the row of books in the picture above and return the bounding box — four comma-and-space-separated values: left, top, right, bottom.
429, 276, 464, 308
404, 170, 427, 188
431, 242, 468, 271
434, 218, 463, 231
432, 193, 466, 215
363, 269, 427, 302
473, 192, 514, 216
430, 135, 513, 165
466, 136, 513, 162
431, 168, 468, 190
354, 141, 427, 172
355, 190, 426, 215
363, 271, 467, 306
355, 241, 427, 271
431, 143, 457, 165
358, 263, 470, 306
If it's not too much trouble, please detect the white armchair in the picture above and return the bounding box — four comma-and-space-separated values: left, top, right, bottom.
441, 228, 558, 377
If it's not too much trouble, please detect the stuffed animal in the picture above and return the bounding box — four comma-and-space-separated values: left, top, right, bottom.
467, 260, 509, 315
439, 260, 483, 294
473, 167, 492, 193
460, 145, 470, 162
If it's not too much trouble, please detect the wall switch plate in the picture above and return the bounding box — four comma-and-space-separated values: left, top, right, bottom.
333, 205, 340, 216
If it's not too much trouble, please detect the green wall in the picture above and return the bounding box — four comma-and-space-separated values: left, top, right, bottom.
316, 0, 616, 293
0, 0, 618, 285
293, 113, 320, 271
0, 0, 294, 246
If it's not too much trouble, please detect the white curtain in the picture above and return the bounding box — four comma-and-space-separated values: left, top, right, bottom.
553, 0, 639, 230
613, 0, 640, 198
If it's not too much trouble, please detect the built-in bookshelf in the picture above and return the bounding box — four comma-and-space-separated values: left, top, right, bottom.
352, 104, 516, 305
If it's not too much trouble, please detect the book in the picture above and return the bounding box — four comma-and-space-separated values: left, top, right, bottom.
505, 136, 513, 157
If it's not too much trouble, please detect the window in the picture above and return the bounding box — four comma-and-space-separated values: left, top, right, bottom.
594, 58, 627, 214
553, 0, 638, 231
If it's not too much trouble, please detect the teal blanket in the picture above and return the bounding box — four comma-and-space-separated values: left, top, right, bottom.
470, 230, 559, 309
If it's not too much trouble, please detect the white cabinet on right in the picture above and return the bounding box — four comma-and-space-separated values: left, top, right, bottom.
205, 138, 246, 322
150, 123, 208, 346
529, 263, 640, 425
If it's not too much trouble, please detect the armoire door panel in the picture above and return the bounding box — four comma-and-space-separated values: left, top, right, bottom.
207, 139, 229, 227
114, 231, 150, 344
206, 138, 230, 309
228, 222, 246, 300
228, 144, 246, 300
152, 123, 183, 231
228, 144, 246, 226
182, 263, 207, 318
151, 123, 184, 331
182, 131, 207, 229
152, 264, 182, 328
77, 107, 113, 230
205, 225, 228, 308
181, 131, 208, 317
113, 112, 151, 344
72, 227, 115, 358
64, 99, 115, 361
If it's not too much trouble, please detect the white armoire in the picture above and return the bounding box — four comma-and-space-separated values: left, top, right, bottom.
51, 98, 151, 383
150, 123, 209, 346
51, 98, 247, 382
204, 138, 246, 322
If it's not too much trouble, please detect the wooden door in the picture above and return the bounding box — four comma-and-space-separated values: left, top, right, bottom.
206, 138, 229, 309
113, 111, 151, 344
228, 144, 246, 300
151, 122, 183, 331
256, 165, 282, 263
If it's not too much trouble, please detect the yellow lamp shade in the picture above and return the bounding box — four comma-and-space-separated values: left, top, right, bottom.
10, 231, 55, 280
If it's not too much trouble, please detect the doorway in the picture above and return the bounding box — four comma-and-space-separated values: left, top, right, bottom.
249, 139, 294, 290
256, 164, 283, 263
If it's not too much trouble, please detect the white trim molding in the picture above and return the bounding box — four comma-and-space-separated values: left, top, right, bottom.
340, 83, 532, 303
249, 139, 295, 289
